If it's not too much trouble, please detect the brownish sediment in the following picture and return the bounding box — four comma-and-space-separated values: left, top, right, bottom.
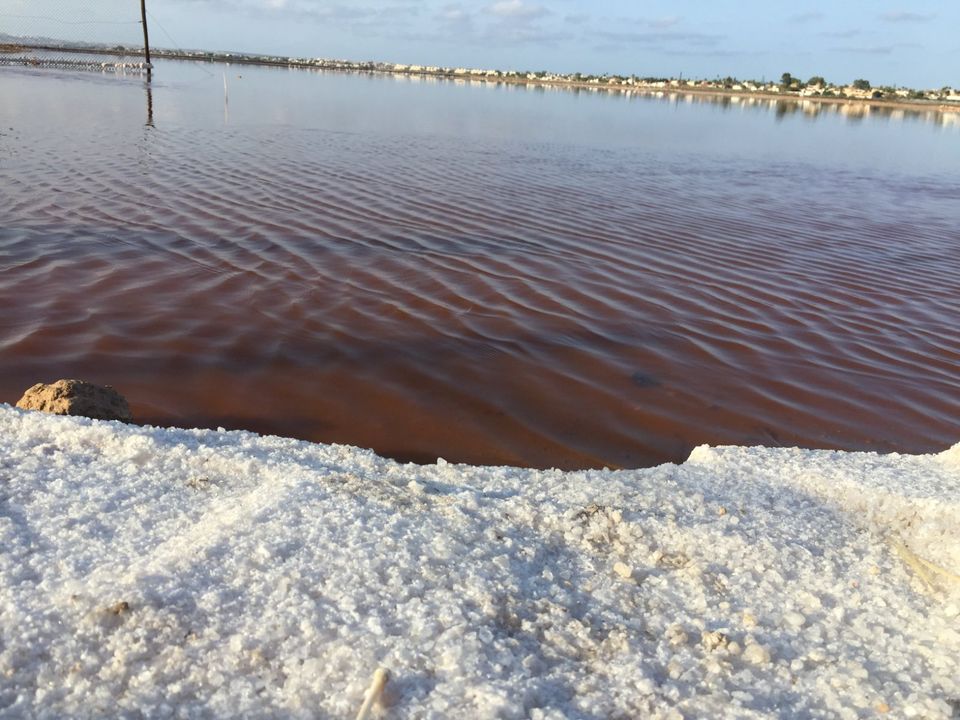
16, 379, 132, 422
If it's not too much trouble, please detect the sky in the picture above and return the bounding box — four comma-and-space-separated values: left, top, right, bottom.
1, 0, 957, 88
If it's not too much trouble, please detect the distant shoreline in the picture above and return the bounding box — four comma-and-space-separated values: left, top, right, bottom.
470, 78, 960, 116
13, 43, 960, 116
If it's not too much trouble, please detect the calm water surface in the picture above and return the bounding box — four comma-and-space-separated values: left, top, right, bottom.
2, 60, 959, 468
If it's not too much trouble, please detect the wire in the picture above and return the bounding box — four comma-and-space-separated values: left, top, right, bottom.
145, 9, 181, 49
0, 13, 140, 26
146, 9, 215, 77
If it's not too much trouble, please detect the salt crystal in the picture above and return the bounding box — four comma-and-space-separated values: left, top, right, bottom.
701, 630, 729, 651
665, 624, 688, 646
743, 643, 771, 665
784, 611, 805, 629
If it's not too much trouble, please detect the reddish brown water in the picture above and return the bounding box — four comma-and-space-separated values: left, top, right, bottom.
2, 62, 959, 468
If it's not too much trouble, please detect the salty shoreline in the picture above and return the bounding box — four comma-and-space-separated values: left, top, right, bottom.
17, 43, 960, 117
2, 404, 958, 717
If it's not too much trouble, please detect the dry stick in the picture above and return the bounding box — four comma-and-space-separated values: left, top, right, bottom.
916, 553, 960, 585
889, 536, 960, 591
355, 667, 390, 720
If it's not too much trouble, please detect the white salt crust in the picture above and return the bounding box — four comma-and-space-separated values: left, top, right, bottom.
0, 404, 957, 718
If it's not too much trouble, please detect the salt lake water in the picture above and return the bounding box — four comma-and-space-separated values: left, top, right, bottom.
1, 59, 958, 468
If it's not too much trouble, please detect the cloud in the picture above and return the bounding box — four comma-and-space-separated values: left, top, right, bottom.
614, 15, 682, 30
436, 3, 475, 34
879, 11, 935, 23
438, 4, 467, 20
596, 29, 722, 48
647, 16, 681, 30
494, 26, 572, 44
829, 40, 921, 55
302, 5, 369, 21
563, 13, 590, 25
479, 0, 566, 45
172, 0, 419, 27
487, 0, 548, 21
425, 1, 567, 46
828, 45, 895, 55
661, 47, 761, 58
819, 29, 860, 39
789, 11, 823, 23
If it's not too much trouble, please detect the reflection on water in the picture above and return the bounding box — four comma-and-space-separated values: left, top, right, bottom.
482, 82, 960, 128
6, 51, 960, 131
624, 89, 960, 127
145, 81, 154, 127
1, 61, 959, 468
224, 63, 960, 129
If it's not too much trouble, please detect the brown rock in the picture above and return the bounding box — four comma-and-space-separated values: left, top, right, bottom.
16, 379, 132, 423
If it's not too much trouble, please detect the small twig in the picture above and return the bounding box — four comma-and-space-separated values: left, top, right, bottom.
888, 536, 960, 591
355, 667, 390, 720
916, 553, 960, 585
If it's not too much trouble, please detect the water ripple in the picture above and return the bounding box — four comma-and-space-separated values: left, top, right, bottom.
2, 120, 959, 468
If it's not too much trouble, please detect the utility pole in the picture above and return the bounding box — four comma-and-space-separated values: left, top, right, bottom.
140, 0, 152, 78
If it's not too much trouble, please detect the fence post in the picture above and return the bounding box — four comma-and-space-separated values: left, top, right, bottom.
140, 0, 152, 77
